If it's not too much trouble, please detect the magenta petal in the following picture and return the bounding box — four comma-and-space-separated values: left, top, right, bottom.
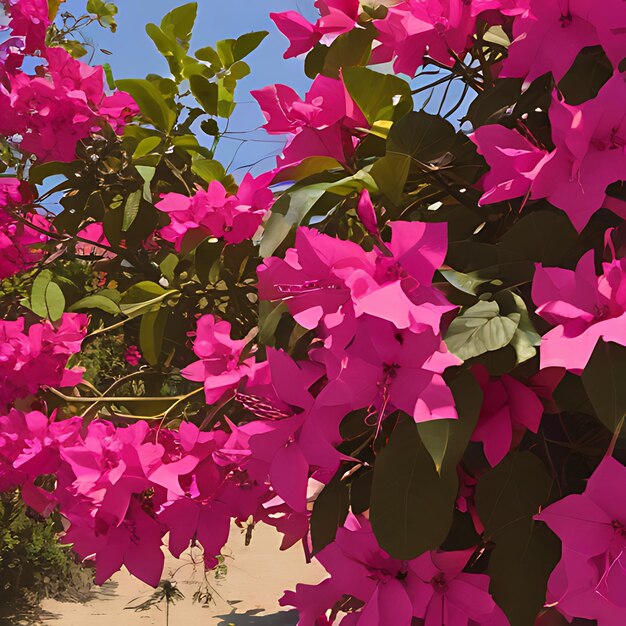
270, 442, 309, 512
537, 494, 614, 556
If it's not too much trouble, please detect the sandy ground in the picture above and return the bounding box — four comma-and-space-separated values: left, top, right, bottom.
35, 523, 324, 626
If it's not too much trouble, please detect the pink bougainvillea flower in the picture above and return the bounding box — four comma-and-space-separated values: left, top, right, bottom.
408, 549, 510, 626
75, 222, 116, 259
501, 0, 626, 84
270, 11, 322, 58
281, 516, 508, 625
1, 0, 49, 53
124, 345, 142, 366
471, 365, 544, 466
65, 498, 165, 587
532, 249, 626, 373
258, 221, 454, 342
0, 48, 138, 162
0, 314, 87, 407
537, 457, 626, 622
0, 409, 82, 491
371, 1, 478, 77
181, 314, 258, 404
271, 1, 358, 59
156, 173, 272, 249
239, 348, 348, 512
251, 74, 367, 170
317, 316, 460, 424
531, 75, 626, 232
470, 125, 549, 205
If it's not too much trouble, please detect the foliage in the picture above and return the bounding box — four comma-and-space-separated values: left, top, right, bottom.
0, 0, 625, 625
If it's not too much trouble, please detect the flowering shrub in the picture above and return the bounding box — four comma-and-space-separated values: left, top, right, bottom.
0, 1, 626, 625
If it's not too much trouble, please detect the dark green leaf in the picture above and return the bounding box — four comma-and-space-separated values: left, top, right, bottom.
476, 452, 558, 626
369, 153, 410, 205
388, 111, 457, 165
350, 469, 373, 515
192, 159, 225, 183
140, 306, 169, 366
582, 340, 626, 432
417, 369, 483, 473
310, 474, 349, 554
323, 27, 373, 78
370, 416, 458, 559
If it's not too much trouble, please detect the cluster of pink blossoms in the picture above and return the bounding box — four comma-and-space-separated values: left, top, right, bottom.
538, 457, 626, 625
0, 0, 137, 163
251, 74, 368, 173
0, 177, 49, 279
155, 173, 274, 248
472, 73, 626, 232
281, 515, 508, 626
0, 313, 87, 408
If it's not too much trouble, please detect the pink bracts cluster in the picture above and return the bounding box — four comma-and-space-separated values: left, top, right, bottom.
532, 249, 626, 373
0, 313, 87, 408
537, 457, 626, 625
281, 514, 509, 625
251, 74, 368, 173
0, 177, 49, 279
258, 221, 459, 425
0, 0, 49, 53
0, 47, 138, 162
155, 173, 274, 249
472, 73, 626, 232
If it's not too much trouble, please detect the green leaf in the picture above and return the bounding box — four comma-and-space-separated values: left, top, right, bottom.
476, 452, 559, 626
323, 27, 374, 78
160, 2, 197, 45
260, 190, 327, 258
140, 306, 169, 366
69, 294, 121, 315
31, 270, 65, 321
116, 78, 176, 131
122, 190, 142, 232
350, 469, 373, 515
233, 31, 269, 61
86, 0, 117, 31
445, 300, 520, 361
258, 301, 289, 347
189, 74, 218, 115
136, 165, 156, 202
417, 369, 483, 474
145, 23, 185, 79
582, 340, 626, 432
370, 416, 458, 559
388, 111, 457, 165
310, 473, 349, 555
192, 159, 225, 183
195, 46, 222, 70
28, 161, 77, 186
216, 39, 235, 68
342, 67, 412, 124
369, 153, 410, 205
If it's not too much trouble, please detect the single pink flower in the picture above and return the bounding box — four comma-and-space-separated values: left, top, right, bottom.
538, 457, 626, 622
470, 125, 549, 206
471, 365, 544, 466
181, 314, 258, 404
532, 249, 626, 373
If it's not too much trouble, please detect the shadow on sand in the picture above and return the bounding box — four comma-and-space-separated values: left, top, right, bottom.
214, 608, 298, 625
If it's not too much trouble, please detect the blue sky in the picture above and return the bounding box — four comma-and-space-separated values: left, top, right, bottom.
63, 0, 319, 174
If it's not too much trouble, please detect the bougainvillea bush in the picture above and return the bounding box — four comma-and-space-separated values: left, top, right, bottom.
0, 0, 625, 624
